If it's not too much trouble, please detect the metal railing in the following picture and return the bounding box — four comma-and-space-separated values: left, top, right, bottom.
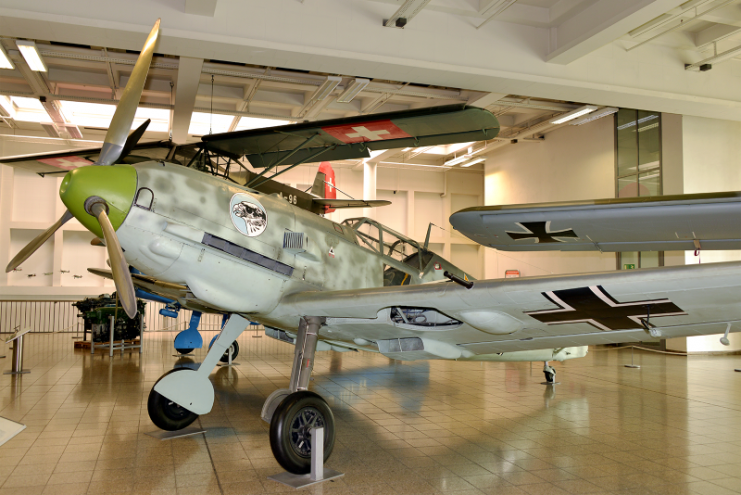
0, 300, 245, 334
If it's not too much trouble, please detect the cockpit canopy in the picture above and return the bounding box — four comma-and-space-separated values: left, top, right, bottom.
342, 217, 437, 286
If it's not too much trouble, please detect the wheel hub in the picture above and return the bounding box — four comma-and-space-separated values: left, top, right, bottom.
289, 406, 325, 457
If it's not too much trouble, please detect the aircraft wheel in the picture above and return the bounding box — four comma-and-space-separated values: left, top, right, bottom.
208, 336, 239, 362
269, 391, 335, 474
175, 348, 193, 355
147, 369, 199, 431
544, 367, 556, 384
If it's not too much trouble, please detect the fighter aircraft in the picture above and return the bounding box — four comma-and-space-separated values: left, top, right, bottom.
3, 20, 741, 475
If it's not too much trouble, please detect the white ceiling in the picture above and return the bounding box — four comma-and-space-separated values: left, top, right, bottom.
1, 0, 740, 169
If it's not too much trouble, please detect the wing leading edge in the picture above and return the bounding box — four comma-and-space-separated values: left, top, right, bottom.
449, 191, 741, 252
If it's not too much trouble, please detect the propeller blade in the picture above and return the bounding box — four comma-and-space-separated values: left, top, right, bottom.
118, 118, 151, 163
89, 203, 138, 318
5, 210, 73, 273
96, 19, 161, 166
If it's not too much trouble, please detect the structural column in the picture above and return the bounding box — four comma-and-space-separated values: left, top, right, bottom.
363, 161, 376, 219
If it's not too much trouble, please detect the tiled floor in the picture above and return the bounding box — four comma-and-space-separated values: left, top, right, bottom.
1, 332, 741, 494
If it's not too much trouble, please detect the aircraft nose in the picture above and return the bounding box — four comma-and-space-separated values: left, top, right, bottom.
59, 165, 138, 237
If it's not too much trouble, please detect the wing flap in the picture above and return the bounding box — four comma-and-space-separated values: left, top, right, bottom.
450, 192, 741, 252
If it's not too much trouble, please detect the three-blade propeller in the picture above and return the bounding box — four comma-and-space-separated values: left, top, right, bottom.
4, 19, 161, 319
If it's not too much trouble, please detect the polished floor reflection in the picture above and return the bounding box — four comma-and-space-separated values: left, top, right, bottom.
1, 332, 741, 494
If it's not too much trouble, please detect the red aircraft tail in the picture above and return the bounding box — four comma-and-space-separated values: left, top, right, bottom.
313, 162, 337, 213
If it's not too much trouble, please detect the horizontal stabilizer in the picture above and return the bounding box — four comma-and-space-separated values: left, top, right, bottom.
450, 192, 741, 252
312, 199, 391, 209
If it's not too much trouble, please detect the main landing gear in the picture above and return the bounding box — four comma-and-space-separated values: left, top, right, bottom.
147, 315, 334, 475
263, 316, 335, 474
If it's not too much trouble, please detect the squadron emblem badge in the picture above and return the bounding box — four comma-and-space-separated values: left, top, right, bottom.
230, 193, 267, 237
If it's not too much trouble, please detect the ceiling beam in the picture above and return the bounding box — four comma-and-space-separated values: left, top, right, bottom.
171, 57, 203, 144
185, 0, 218, 17
384, 0, 432, 28
695, 23, 741, 49
547, 0, 686, 65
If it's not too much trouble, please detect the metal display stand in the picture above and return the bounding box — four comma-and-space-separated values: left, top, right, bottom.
145, 426, 206, 441
216, 345, 239, 367
624, 346, 641, 369
4, 327, 31, 375
268, 427, 344, 489
91, 316, 143, 356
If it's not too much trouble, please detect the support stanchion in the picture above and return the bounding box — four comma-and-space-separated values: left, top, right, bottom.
4, 327, 31, 375
624, 346, 641, 369
268, 426, 343, 488
217, 344, 239, 367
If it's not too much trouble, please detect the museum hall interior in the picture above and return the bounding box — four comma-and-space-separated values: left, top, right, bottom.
0, 1, 741, 494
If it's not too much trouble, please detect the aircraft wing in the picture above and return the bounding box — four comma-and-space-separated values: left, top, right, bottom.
449, 192, 741, 252
0, 141, 174, 175
200, 105, 500, 167
271, 262, 741, 355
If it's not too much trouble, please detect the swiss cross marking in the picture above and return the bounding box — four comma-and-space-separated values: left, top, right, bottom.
525, 286, 686, 332
38, 155, 93, 170
506, 221, 578, 243
322, 119, 412, 144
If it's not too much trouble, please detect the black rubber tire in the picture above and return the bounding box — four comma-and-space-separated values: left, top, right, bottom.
544, 369, 556, 384
208, 338, 240, 363
175, 348, 194, 355
269, 391, 335, 474
147, 369, 199, 431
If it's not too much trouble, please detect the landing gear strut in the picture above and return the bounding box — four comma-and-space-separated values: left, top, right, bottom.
266, 316, 335, 474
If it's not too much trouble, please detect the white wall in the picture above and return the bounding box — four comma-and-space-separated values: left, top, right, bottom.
483, 116, 616, 279
0, 135, 115, 299
665, 116, 741, 353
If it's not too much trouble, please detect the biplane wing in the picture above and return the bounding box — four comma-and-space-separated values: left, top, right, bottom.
450, 192, 741, 252
200, 104, 500, 167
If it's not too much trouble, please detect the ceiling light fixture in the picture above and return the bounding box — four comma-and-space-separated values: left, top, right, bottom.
0, 45, 14, 70
16, 40, 47, 72
444, 154, 471, 167
313, 76, 342, 101
571, 107, 619, 126
550, 105, 598, 125
460, 157, 485, 168
336, 78, 369, 103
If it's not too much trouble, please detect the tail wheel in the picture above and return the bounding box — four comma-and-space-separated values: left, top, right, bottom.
269, 391, 335, 474
208, 336, 239, 362
147, 368, 198, 431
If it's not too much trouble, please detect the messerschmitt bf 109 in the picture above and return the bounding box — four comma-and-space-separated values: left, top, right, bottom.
4, 20, 741, 475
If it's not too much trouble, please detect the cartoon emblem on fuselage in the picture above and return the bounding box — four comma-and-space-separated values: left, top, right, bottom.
230, 193, 267, 236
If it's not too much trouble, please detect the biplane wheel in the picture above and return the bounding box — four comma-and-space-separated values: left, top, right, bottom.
544, 368, 556, 384
269, 391, 335, 474
147, 369, 198, 431
208, 336, 239, 362
175, 348, 194, 355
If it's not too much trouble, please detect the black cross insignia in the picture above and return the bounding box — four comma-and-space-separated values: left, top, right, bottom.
525, 286, 686, 331
506, 221, 578, 243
